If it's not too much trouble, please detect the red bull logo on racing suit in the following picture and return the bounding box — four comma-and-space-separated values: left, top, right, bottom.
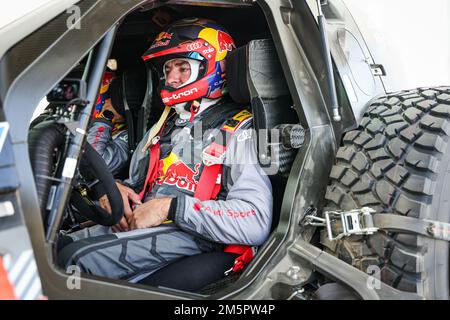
156, 152, 201, 193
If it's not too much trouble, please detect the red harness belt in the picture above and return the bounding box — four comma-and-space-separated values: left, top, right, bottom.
195, 140, 255, 274
139, 110, 255, 274
139, 140, 161, 200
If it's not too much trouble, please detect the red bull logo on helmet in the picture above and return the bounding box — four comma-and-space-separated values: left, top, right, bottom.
150, 32, 173, 49
155, 32, 173, 42
217, 31, 235, 53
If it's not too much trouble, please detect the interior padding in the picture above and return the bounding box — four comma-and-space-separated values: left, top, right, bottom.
248, 39, 290, 99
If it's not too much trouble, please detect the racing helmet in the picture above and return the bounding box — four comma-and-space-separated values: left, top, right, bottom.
93, 71, 116, 118
142, 18, 236, 107
93, 71, 125, 118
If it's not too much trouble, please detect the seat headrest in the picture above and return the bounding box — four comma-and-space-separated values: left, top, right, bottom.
227, 39, 289, 104
226, 45, 251, 104
109, 78, 125, 116
121, 67, 147, 111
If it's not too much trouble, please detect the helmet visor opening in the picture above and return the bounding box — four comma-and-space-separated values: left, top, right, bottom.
161, 57, 205, 89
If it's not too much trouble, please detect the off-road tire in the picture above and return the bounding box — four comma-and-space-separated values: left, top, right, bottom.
324, 86, 450, 299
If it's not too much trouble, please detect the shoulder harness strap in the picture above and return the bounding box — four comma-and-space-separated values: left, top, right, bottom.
194, 108, 252, 201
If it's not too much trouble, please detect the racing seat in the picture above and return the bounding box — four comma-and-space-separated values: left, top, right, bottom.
227, 39, 300, 228
120, 66, 150, 154
138, 39, 300, 292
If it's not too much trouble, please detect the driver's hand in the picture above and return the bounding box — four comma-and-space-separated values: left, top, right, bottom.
129, 197, 172, 230
99, 194, 123, 232
98, 194, 126, 232
99, 194, 112, 213
112, 217, 130, 233
99, 183, 142, 233
115, 182, 142, 232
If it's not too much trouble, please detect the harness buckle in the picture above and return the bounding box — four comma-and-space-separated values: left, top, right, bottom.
202, 143, 226, 166
151, 136, 161, 146
202, 150, 225, 166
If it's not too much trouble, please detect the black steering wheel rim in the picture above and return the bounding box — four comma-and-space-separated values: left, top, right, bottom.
75, 142, 124, 226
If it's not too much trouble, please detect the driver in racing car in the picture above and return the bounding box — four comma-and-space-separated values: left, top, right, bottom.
58, 18, 273, 283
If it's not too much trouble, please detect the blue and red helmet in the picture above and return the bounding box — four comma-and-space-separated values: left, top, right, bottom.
142, 18, 236, 107
93, 71, 116, 118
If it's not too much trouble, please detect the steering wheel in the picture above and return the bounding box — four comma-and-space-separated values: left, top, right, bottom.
73, 142, 124, 226
29, 121, 124, 227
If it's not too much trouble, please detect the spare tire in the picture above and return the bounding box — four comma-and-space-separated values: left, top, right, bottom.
323, 86, 450, 299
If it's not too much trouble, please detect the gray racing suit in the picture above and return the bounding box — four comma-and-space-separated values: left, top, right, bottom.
87, 119, 129, 176
59, 100, 273, 283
